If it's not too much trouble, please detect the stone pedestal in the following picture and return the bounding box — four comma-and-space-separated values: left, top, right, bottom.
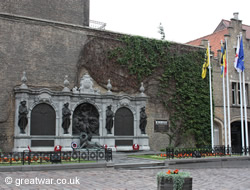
157, 178, 192, 190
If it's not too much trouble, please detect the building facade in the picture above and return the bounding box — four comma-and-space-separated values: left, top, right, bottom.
188, 13, 250, 150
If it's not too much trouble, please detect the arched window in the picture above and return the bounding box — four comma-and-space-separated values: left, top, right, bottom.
30, 103, 56, 135
213, 123, 221, 146
114, 107, 134, 136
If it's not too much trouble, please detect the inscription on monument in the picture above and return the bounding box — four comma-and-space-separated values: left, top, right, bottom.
154, 120, 168, 132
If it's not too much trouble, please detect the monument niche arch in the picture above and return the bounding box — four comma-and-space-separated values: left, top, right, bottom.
72, 103, 99, 136
30, 103, 56, 135
114, 107, 134, 136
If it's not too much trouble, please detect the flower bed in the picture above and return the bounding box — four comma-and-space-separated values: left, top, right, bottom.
157, 170, 192, 190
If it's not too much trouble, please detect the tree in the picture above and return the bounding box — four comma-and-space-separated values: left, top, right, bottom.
158, 23, 165, 40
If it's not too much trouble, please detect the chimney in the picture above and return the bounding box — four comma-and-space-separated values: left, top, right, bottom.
233, 12, 239, 20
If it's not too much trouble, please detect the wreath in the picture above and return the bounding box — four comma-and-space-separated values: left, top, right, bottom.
132, 144, 140, 151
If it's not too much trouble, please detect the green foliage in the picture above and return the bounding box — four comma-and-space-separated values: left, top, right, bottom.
108, 35, 211, 147
108, 35, 170, 81
160, 51, 211, 147
157, 171, 191, 190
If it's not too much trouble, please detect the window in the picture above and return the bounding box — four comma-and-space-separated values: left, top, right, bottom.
232, 82, 249, 106
245, 84, 248, 106
232, 82, 236, 105
238, 83, 241, 104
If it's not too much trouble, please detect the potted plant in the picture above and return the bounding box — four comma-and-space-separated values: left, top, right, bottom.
157, 169, 192, 190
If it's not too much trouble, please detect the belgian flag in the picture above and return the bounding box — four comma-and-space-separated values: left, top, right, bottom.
220, 41, 227, 77
202, 46, 210, 79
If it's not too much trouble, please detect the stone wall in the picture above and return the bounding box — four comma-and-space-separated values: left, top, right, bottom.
0, 13, 94, 151
0, 0, 89, 26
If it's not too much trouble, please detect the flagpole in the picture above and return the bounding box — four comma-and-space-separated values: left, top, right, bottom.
243, 70, 249, 150
234, 34, 245, 151
208, 41, 214, 149
239, 71, 245, 150
221, 40, 227, 148
240, 32, 249, 151
226, 37, 231, 152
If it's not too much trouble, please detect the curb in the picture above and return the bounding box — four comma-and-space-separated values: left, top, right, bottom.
0, 162, 107, 172
1, 156, 249, 172
165, 156, 250, 169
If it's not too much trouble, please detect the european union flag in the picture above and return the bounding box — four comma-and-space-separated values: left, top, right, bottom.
237, 37, 245, 72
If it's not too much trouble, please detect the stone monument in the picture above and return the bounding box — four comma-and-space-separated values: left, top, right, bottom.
13, 73, 150, 152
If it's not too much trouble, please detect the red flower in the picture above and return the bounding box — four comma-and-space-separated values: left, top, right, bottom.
166, 170, 171, 174
174, 169, 179, 174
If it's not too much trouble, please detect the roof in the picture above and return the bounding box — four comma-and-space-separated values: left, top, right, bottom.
186, 19, 250, 57
186, 28, 228, 57
215, 19, 250, 39
213, 20, 230, 33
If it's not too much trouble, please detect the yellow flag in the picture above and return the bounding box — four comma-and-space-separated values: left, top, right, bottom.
202, 46, 210, 79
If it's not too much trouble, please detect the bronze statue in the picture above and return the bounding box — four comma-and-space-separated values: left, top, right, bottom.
79, 132, 103, 149
72, 103, 101, 149
62, 103, 71, 134
105, 105, 114, 134
72, 103, 99, 136
139, 106, 147, 134
18, 101, 28, 134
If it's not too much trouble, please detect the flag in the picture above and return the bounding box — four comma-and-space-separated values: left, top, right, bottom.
220, 41, 227, 77
202, 46, 210, 79
234, 35, 245, 72
28, 145, 31, 152
234, 36, 240, 71
237, 37, 245, 72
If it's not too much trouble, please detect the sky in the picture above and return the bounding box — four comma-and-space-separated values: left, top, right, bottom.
90, 0, 250, 44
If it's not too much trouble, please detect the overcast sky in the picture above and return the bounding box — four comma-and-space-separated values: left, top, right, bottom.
90, 0, 250, 44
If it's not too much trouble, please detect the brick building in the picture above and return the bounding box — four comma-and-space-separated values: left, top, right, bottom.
187, 13, 250, 150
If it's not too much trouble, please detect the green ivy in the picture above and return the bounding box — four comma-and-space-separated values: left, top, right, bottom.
108, 35, 211, 147
108, 35, 170, 80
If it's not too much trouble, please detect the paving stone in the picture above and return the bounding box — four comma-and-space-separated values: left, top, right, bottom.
1, 153, 250, 190
0, 168, 250, 189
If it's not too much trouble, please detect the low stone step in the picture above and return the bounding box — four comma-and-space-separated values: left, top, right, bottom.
114, 162, 165, 169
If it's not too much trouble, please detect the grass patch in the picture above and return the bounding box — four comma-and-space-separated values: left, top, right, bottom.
128, 154, 166, 160
128, 154, 243, 161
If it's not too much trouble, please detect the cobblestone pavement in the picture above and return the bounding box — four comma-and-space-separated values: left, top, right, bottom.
0, 167, 250, 190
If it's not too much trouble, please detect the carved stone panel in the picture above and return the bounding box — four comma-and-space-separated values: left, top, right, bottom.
72, 103, 99, 136
114, 107, 134, 136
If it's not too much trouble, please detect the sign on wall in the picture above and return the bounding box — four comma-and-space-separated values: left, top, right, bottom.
154, 120, 168, 132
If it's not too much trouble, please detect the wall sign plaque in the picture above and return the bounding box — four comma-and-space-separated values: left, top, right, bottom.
154, 120, 168, 132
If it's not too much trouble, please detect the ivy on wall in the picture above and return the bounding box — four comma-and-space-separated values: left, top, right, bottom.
108, 35, 211, 147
